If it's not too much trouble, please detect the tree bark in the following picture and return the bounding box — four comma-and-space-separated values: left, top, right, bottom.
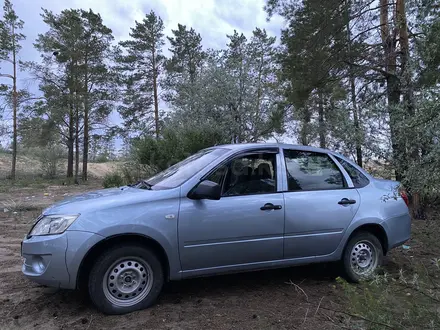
152, 42, 160, 139
10, 25, 17, 181
346, 0, 363, 167
380, 0, 402, 181
318, 91, 326, 149
300, 106, 311, 146
396, 0, 424, 219
82, 53, 89, 181
75, 95, 80, 184
67, 138, 74, 178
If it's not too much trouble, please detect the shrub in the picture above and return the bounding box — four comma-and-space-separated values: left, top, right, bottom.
132, 123, 229, 171
95, 154, 109, 163
103, 172, 124, 188
102, 163, 154, 188
36, 145, 65, 178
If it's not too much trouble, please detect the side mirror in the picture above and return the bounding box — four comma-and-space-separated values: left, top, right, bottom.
188, 180, 221, 200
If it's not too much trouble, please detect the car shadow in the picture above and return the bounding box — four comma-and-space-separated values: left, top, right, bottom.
159, 263, 339, 303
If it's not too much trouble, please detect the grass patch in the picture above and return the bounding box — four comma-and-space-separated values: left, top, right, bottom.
338, 217, 440, 329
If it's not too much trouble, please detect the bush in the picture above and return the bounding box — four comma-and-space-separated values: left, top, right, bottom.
36, 145, 65, 178
103, 172, 124, 188
132, 123, 229, 171
102, 163, 154, 188
95, 154, 109, 163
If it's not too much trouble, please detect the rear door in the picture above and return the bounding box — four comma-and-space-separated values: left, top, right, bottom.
282, 149, 360, 259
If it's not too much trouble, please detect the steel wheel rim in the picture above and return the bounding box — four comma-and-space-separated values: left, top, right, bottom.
350, 240, 378, 277
103, 257, 153, 307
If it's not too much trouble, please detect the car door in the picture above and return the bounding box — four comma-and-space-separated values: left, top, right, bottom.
178, 149, 285, 273
282, 149, 360, 259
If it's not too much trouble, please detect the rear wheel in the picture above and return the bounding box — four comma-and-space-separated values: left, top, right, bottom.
88, 244, 164, 314
342, 232, 383, 282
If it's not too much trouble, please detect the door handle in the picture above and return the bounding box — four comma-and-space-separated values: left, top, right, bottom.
338, 198, 356, 205
260, 203, 282, 211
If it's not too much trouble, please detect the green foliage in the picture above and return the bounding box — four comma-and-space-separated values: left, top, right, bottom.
26, 8, 115, 178
117, 10, 165, 134
102, 162, 154, 188
0, 0, 25, 61
102, 172, 124, 188
132, 123, 229, 171
30, 145, 65, 179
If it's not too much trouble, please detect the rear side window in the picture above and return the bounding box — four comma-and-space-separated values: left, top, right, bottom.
284, 150, 345, 191
335, 156, 370, 188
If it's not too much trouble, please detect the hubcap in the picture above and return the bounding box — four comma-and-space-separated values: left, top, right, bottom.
350, 240, 378, 277
103, 257, 153, 307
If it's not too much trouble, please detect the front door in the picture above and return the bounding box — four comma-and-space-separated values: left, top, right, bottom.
178, 150, 285, 273
281, 149, 360, 259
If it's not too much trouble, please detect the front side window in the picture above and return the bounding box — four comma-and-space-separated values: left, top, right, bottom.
284, 150, 345, 191
335, 156, 370, 188
207, 152, 277, 196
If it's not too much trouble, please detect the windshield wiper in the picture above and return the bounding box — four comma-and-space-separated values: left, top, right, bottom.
128, 180, 153, 190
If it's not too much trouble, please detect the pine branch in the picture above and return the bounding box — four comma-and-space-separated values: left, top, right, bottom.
343, 60, 395, 78
0, 73, 14, 79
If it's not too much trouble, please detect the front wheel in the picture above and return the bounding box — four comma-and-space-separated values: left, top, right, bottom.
88, 244, 164, 315
342, 232, 383, 282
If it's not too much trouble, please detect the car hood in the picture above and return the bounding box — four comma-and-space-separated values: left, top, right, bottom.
42, 186, 175, 215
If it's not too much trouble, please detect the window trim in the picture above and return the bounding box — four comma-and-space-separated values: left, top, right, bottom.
281, 148, 352, 193
198, 147, 283, 198
333, 155, 371, 189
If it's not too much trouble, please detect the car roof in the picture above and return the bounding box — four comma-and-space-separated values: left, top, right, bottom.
213, 143, 338, 155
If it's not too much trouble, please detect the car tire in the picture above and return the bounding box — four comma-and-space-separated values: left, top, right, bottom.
88, 244, 164, 315
342, 231, 383, 283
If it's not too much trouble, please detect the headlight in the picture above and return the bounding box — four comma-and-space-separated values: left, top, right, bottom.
29, 215, 79, 236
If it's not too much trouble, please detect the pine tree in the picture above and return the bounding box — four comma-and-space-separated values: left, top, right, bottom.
29, 8, 114, 180
0, 0, 25, 180
163, 24, 205, 113
117, 10, 165, 138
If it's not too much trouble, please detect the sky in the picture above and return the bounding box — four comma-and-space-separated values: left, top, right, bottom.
1, 0, 286, 147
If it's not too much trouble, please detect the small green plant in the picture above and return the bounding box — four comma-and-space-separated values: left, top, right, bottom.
103, 172, 124, 188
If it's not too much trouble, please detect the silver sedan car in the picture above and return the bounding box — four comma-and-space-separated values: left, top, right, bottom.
21, 143, 411, 314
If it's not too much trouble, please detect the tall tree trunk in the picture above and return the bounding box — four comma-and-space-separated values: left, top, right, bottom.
67, 106, 74, 178
300, 106, 311, 145
346, 0, 363, 167
351, 78, 363, 167
67, 138, 74, 178
74, 91, 79, 184
10, 25, 17, 181
82, 54, 89, 181
396, 0, 424, 219
380, 0, 402, 181
152, 44, 160, 139
318, 91, 326, 148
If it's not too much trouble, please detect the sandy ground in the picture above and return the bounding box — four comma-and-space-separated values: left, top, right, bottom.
0, 182, 416, 330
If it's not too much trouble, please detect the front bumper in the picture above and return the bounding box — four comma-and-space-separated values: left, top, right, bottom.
21, 231, 104, 289
21, 233, 69, 288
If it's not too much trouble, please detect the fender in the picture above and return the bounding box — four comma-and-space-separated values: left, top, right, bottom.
332, 216, 387, 259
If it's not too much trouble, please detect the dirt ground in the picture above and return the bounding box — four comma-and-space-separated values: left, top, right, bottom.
0, 182, 420, 330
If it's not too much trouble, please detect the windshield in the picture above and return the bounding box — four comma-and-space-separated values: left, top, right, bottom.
146, 148, 229, 189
